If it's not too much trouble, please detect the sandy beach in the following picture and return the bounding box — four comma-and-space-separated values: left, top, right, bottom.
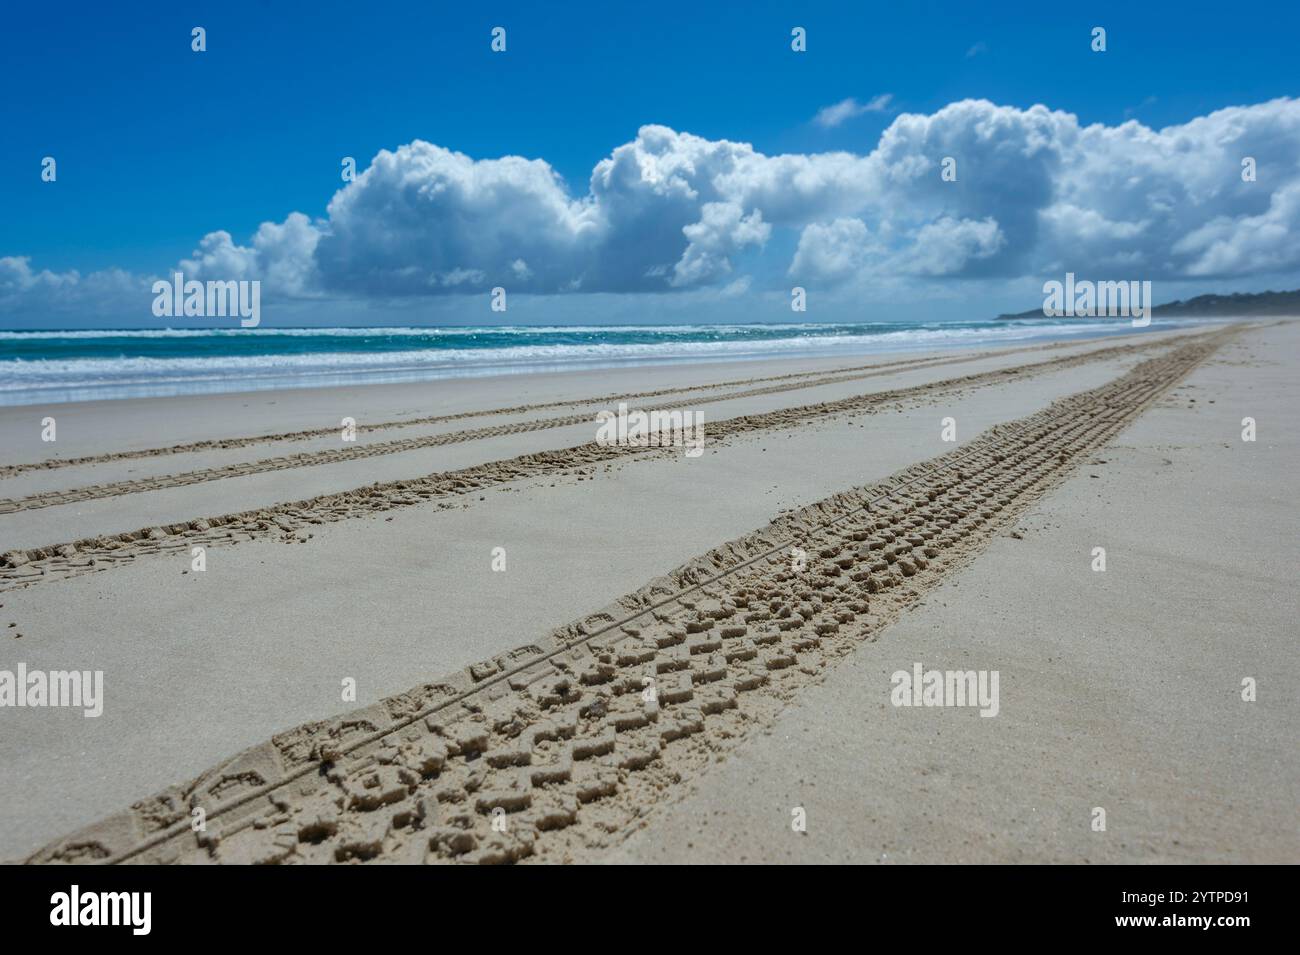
1, 321, 1296, 864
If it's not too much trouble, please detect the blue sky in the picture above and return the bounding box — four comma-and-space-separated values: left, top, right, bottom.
3, 0, 1299, 327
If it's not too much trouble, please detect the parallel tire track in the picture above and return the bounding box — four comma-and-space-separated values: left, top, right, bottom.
22, 329, 1233, 865
0, 335, 1134, 480
0, 330, 1210, 590
0, 334, 1171, 515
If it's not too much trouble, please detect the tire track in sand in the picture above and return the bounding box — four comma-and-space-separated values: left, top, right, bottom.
0, 335, 1166, 515
0, 335, 1132, 480
0, 330, 1211, 590
20, 329, 1234, 864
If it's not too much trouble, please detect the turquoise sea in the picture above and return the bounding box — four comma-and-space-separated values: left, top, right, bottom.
0, 317, 1214, 405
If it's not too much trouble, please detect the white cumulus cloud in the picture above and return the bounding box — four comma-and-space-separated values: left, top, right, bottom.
6, 97, 1300, 324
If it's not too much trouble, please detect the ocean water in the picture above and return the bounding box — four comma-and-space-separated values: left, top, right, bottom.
0, 318, 1213, 406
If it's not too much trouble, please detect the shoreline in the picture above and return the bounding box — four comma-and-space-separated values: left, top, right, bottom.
0, 317, 1235, 407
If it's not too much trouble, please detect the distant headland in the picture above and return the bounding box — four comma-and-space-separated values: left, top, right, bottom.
997, 289, 1300, 320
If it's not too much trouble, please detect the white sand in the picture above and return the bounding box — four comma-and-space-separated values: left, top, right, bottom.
4, 322, 1293, 864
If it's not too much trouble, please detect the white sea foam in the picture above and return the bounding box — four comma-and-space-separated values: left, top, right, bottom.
0, 319, 1210, 405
